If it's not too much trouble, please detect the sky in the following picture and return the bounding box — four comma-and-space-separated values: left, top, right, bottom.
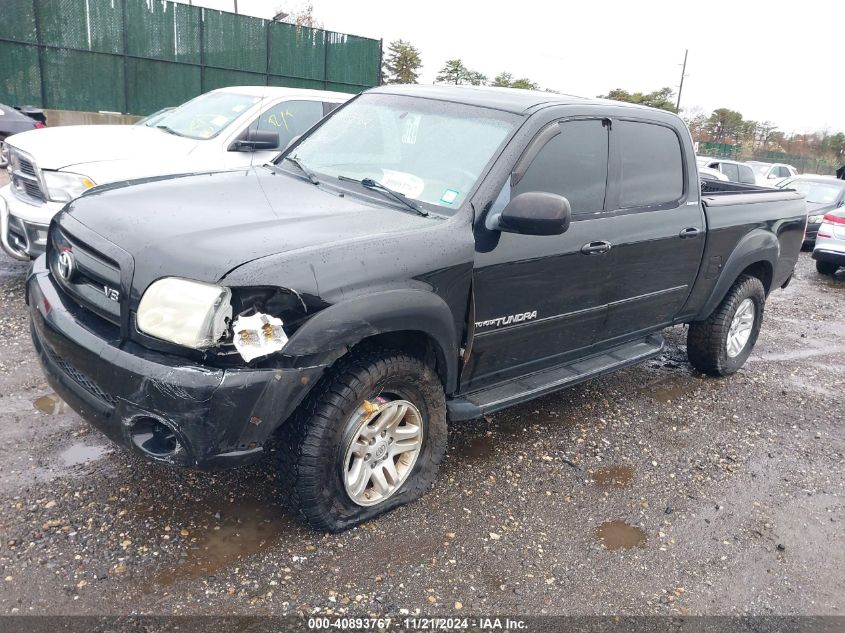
178, 0, 845, 134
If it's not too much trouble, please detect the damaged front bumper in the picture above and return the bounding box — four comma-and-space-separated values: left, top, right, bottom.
26, 257, 327, 469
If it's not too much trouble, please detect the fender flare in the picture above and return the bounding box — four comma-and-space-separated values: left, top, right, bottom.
283, 290, 460, 392
693, 228, 779, 321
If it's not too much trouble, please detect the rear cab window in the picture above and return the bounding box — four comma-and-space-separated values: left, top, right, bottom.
616, 120, 684, 210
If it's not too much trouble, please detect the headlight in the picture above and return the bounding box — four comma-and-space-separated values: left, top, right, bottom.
137, 278, 232, 349
42, 171, 96, 202
808, 214, 824, 224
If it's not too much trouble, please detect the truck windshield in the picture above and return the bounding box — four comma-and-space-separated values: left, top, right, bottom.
287, 93, 518, 211
153, 92, 260, 140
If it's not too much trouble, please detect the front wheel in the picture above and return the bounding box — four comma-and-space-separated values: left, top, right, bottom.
687, 274, 766, 376
816, 260, 839, 275
277, 348, 447, 532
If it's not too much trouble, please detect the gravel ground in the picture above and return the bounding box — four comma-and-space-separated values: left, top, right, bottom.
0, 243, 842, 617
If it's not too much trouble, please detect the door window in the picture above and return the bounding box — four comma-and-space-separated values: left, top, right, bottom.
244, 100, 325, 150
738, 164, 756, 184
513, 119, 609, 215
720, 163, 740, 181
617, 121, 684, 209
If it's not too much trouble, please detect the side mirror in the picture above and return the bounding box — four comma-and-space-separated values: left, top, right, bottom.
232, 129, 280, 152
488, 192, 571, 236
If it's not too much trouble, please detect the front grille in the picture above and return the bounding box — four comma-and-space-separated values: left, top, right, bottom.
50, 226, 122, 326
21, 179, 44, 201
9, 147, 46, 204
17, 156, 37, 177
45, 345, 117, 407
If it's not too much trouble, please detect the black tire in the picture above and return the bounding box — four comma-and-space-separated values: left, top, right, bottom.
277, 347, 447, 532
816, 260, 838, 275
687, 274, 766, 376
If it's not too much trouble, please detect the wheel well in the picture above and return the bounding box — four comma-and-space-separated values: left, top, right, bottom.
350, 331, 450, 391
739, 261, 774, 295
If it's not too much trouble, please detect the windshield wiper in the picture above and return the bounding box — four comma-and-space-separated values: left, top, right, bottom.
155, 124, 187, 137
282, 155, 320, 185
337, 176, 428, 217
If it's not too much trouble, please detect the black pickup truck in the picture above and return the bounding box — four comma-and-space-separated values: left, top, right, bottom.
26, 85, 806, 531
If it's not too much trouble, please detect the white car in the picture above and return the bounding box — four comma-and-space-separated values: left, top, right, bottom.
697, 158, 756, 185
698, 166, 729, 182
747, 161, 798, 186
1, 86, 351, 260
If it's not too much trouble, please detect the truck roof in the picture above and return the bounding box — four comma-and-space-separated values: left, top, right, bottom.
209, 85, 351, 100
369, 84, 661, 115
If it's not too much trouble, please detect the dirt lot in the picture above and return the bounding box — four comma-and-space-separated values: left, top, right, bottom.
0, 230, 842, 616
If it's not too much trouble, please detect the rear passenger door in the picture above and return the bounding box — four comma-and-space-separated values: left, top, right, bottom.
599, 119, 705, 344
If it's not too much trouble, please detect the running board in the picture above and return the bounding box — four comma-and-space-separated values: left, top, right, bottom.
447, 334, 665, 421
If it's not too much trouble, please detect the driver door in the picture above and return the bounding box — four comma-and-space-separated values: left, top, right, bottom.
463, 118, 615, 392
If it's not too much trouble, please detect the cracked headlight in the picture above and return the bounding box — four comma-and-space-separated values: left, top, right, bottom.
137, 278, 232, 349
42, 170, 96, 203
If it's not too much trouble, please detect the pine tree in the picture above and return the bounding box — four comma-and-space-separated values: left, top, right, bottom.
382, 40, 422, 84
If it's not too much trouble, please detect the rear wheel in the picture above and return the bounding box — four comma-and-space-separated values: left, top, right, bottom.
277, 348, 447, 532
816, 260, 839, 275
687, 274, 766, 376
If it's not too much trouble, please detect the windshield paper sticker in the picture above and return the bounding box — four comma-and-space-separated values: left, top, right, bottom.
380, 169, 425, 199
440, 189, 460, 205
401, 114, 421, 144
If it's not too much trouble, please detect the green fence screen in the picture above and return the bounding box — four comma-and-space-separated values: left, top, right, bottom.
0, 0, 381, 115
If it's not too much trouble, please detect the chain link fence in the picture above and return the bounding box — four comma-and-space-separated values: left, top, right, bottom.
0, 0, 381, 115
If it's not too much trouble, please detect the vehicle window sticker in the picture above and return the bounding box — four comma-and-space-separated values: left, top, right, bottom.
440, 189, 460, 205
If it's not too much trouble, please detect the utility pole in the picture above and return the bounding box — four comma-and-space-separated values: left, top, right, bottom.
233, 0, 238, 13
676, 49, 688, 112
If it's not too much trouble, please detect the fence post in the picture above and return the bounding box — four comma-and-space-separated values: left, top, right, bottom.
265, 21, 271, 86
323, 31, 329, 90
377, 38, 383, 86
198, 7, 205, 92
32, 0, 47, 108
121, 0, 129, 113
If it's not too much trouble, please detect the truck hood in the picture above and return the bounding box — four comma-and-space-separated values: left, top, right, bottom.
62, 167, 432, 293
7, 125, 198, 171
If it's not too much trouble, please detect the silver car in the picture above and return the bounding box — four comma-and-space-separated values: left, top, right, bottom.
812, 208, 845, 275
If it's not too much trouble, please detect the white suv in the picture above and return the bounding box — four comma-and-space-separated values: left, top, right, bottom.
747, 161, 798, 186
1, 86, 350, 260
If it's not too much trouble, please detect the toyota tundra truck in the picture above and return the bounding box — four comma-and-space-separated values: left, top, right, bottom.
26, 85, 806, 532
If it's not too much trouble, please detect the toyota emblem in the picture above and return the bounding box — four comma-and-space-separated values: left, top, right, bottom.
57, 250, 76, 281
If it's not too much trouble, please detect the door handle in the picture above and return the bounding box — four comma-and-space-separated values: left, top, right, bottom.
580, 240, 612, 255
679, 227, 701, 239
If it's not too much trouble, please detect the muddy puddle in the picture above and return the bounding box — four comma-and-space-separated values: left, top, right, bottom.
596, 521, 646, 550
591, 465, 634, 489
453, 433, 495, 461
640, 374, 711, 403
60, 443, 109, 466
149, 497, 295, 587
33, 393, 71, 415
